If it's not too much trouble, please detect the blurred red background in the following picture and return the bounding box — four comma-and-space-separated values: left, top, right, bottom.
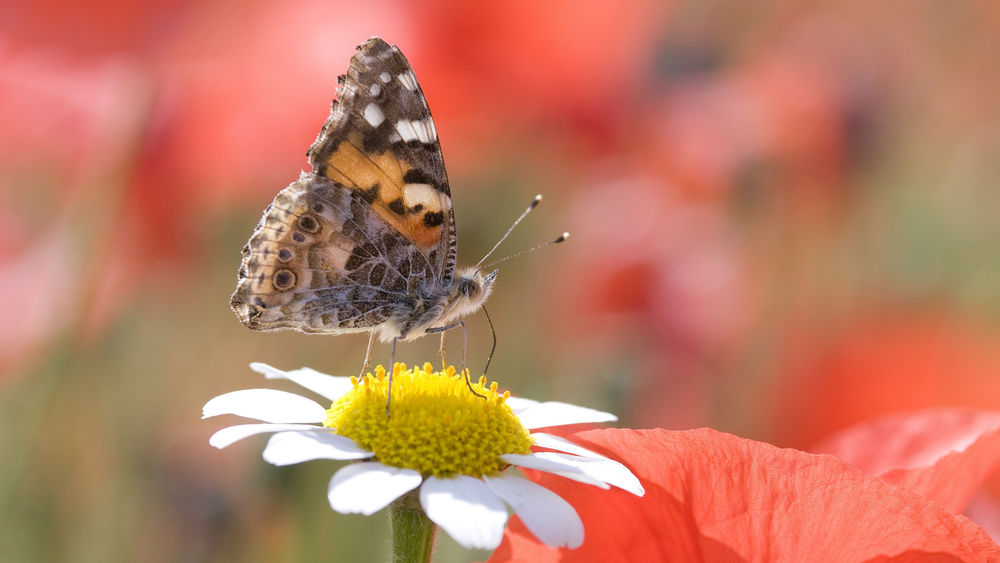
2, 1, 999, 560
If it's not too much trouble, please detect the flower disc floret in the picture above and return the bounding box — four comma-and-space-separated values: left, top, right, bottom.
324, 363, 532, 477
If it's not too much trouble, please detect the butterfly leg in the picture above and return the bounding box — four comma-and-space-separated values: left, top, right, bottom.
359, 332, 376, 378
427, 321, 484, 399
386, 336, 400, 416
438, 332, 447, 370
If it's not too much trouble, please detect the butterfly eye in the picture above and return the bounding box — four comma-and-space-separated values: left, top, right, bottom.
462, 279, 480, 299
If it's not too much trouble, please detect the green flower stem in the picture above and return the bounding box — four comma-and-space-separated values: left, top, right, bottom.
389, 493, 437, 563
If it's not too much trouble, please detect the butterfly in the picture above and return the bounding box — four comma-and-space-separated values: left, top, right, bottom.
231, 37, 510, 384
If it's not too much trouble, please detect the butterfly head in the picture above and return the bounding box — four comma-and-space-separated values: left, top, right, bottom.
448, 267, 497, 317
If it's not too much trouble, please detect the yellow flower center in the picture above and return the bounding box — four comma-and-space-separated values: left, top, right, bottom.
324, 363, 533, 477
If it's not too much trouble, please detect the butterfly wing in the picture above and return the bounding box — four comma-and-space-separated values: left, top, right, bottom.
307, 37, 457, 286
231, 173, 434, 334
231, 37, 458, 336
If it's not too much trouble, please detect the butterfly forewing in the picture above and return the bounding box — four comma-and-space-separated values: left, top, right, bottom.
307, 37, 456, 284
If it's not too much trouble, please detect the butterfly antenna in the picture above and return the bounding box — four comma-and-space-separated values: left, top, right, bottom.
476, 195, 543, 269
480, 232, 569, 271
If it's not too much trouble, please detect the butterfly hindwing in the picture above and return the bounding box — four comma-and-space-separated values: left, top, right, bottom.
307, 37, 457, 285
231, 174, 436, 333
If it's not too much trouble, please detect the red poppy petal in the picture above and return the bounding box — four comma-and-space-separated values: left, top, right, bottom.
812, 408, 1000, 513
489, 428, 999, 562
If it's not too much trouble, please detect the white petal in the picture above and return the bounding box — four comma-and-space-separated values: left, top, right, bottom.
420, 475, 508, 550
484, 473, 583, 548
514, 401, 617, 429
209, 423, 322, 449
250, 362, 353, 402
328, 462, 422, 515
262, 430, 373, 465
504, 397, 539, 413
531, 432, 605, 458
202, 389, 326, 423
507, 452, 644, 496
501, 453, 609, 489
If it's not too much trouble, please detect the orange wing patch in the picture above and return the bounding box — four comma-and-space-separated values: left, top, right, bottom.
320, 131, 447, 250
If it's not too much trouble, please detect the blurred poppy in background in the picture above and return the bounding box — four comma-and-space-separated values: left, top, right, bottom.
2, 0, 1000, 560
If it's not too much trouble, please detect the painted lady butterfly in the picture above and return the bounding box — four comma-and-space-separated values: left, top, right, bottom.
231, 37, 505, 376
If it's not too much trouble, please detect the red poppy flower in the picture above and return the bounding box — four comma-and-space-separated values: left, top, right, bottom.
812, 408, 1000, 516
774, 313, 1000, 449
489, 428, 999, 561
404, 0, 666, 166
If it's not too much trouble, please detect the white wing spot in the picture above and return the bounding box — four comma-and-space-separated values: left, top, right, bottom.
412, 117, 437, 143
379, 71, 391, 83
369, 83, 381, 97
364, 103, 385, 127
398, 71, 418, 91
403, 183, 441, 209
395, 119, 419, 142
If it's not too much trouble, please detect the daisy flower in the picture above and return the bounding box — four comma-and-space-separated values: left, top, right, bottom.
203, 362, 644, 556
